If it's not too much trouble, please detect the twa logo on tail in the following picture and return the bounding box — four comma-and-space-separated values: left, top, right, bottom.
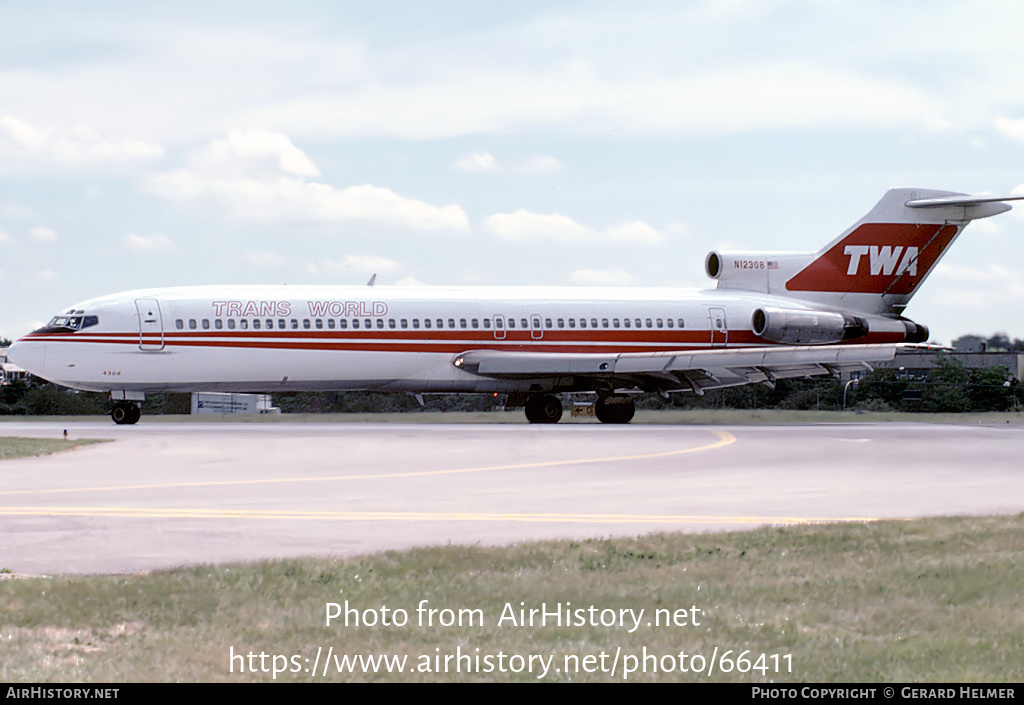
786, 223, 959, 296
843, 245, 918, 276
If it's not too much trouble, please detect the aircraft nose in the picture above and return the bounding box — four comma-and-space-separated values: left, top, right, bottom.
7, 339, 46, 376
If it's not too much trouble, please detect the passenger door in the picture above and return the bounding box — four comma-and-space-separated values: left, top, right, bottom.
136, 297, 165, 351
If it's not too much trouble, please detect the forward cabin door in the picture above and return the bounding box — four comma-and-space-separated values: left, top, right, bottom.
709, 307, 727, 348
135, 297, 165, 351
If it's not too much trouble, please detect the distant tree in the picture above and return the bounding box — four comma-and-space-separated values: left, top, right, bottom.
968, 366, 1013, 411
0, 336, 12, 347
986, 333, 1012, 352
920, 354, 969, 413
852, 368, 908, 409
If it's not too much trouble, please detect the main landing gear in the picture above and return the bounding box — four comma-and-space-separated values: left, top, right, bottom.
523, 394, 637, 424
594, 395, 636, 424
524, 394, 564, 424
111, 401, 141, 425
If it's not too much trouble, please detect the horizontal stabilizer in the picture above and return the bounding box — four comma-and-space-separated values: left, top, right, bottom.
905, 194, 1024, 208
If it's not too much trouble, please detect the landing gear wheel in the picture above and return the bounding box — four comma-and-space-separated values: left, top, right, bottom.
595, 395, 635, 424
112, 402, 141, 425
524, 395, 563, 424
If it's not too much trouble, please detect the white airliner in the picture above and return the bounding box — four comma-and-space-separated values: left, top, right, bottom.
9, 188, 1022, 425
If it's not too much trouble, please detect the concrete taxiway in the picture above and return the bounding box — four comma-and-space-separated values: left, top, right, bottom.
1, 420, 1022, 574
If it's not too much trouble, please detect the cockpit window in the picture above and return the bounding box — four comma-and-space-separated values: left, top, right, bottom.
39, 314, 100, 332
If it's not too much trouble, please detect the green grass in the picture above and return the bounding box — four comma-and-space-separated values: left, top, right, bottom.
2, 515, 1022, 682
0, 437, 109, 460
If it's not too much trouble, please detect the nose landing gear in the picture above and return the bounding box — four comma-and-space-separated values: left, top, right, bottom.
111, 401, 141, 425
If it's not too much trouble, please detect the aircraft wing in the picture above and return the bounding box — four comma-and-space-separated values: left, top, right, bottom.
453, 343, 927, 395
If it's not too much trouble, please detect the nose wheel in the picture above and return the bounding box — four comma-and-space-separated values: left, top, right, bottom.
111, 401, 141, 425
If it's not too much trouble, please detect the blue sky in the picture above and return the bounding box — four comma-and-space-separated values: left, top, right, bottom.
2, 1, 1023, 344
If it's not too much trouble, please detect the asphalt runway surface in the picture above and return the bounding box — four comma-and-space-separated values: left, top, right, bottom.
1, 420, 1022, 574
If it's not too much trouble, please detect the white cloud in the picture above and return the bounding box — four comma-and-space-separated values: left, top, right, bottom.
148, 131, 469, 233
0, 229, 11, 245
29, 226, 57, 241
516, 155, 562, 173
452, 152, 498, 172
189, 130, 320, 179
484, 210, 670, 245
395, 276, 426, 287
568, 268, 634, 286
122, 233, 175, 252
0, 202, 34, 220
484, 210, 595, 242
994, 116, 1024, 141
305, 255, 402, 277
605, 221, 664, 244
0, 116, 163, 168
244, 251, 288, 267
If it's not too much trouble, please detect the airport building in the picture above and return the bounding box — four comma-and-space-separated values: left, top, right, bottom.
0, 346, 28, 386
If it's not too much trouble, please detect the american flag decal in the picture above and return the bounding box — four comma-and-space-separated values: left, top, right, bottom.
767, 260, 779, 270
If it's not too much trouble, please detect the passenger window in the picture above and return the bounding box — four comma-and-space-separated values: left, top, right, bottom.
590, 318, 597, 328
580, 318, 587, 329
389, 319, 397, 329
460, 319, 467, 329
545, 318, 552, 328
557, 318, 564, 328
413, 319, 420, 329
666, 319, 673, 329
327, 319, 335, 329
279, 319, 286, 329
175, 319, 184, 329
303, 319, 311, 329
657, 319, 663, 328
401, 319, 408, 329
353, 319, 360, 329
315, 319, 323, 329
448, 318, 455, 329
483, 319, 491, 329
624, 318, 631, 328
521, 319, 528, 328
613, 318, 620, 328
339, 319, 348, 329
602, 318, 609, 328
645, 318, 652, 328
188, 319, 197, 329
471, 319, 478, 328
678, 318, 685, 328
215, 319, 223, 330
266, 319, 274, 329
240, 319, 249, 329
375, 319, 383, 329
508, 318, 515, 329
569, 319, 576, 328
228, 319, 236, 329
423, 319, 430, 329
635, 318, 641, 328
253, 319, 261, 330
202, 319, 210, 329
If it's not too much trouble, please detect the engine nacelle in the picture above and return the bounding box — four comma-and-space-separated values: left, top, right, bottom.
752, 307, 868, 345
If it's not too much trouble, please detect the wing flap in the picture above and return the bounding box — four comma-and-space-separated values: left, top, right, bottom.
455, 344, 920, 392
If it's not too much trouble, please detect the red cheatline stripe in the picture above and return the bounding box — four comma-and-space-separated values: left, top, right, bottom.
16, 330, 906, 352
